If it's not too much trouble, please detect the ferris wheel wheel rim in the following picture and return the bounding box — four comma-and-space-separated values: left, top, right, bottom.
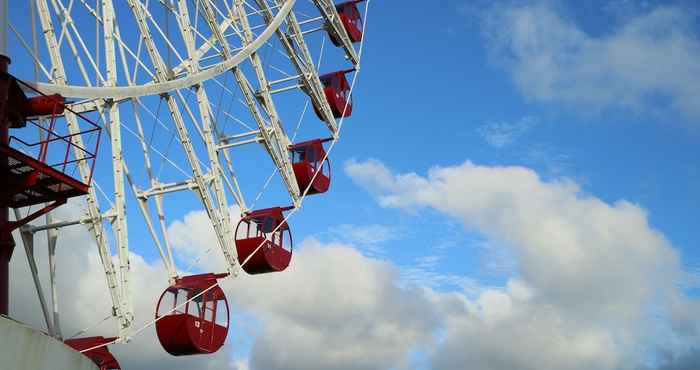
21, 0, 297, 100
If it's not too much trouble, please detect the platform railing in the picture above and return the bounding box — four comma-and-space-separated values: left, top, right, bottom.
8, 79, 102, 187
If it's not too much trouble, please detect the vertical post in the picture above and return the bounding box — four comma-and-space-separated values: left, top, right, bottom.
0, 0, 13, 316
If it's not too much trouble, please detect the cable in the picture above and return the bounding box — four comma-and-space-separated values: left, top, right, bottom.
82, 0, 372, 352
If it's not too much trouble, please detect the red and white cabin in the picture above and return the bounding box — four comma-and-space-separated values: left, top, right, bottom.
290, 138, 331, 195
235, 207, 293, 274
314, 69, 353, 121
329, 0, 365, 46
155, 273, 230, 356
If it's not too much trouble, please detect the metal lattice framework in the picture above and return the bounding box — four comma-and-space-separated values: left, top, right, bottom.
6, 0, 367, 343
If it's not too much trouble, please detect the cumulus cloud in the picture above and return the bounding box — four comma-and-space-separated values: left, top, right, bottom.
229, 239, 440, 370
9, 158, 700, 370
482, 4, 700, 120
9, 203, 447, 370
433, 279, 620, 370
166, 208, 442, 370
346, 158, 698, 370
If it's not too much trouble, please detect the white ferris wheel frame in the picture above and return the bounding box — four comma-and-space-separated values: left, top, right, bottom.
6, 0, 366, 343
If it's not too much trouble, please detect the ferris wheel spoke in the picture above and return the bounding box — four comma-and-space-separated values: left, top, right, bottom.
51, 0, 108, 85
7, 23, 53, 80
101, 0, 133, 327
126, 0, 241, 274
76, 0, 159, 83
128, 100, 156, 182
34, 0, 130, 336
313, 0, 360, 64
174, 0, 241, 269
258, 0, 339, 135
133, 0, 188, 68
53, 0, 74, 50
232, 0, 301, 205
10, 0, 369, 349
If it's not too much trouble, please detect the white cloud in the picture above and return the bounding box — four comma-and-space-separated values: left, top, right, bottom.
323, 223, 399, 257
477, 116, 537, 148
167, 205, 241, 273
434, 280, 621, 370
10, 202, 445, 370
482, 4, 700, 120
226, 238, 441, 370
10, 160, 700, 370
346, 158, 698, 369
326, 224, 398, 246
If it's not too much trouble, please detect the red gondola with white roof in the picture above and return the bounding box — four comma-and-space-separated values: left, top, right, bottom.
155, 273, 230, 356
235, 207, 293, 274
314, 69, 354, 121
290, 138, 332, 195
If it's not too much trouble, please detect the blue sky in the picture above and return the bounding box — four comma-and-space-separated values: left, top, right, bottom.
7, 1, 700, 370
307, 0, 700, 291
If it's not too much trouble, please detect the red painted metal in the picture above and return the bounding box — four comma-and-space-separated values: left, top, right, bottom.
155, 273, 230, 356
314, 69, 353, 121
329, 0, 365, 46
0, 78, 101, 211
0, 54, 17, 315
289, 138, 331, 195
24, 94, 66, 117
64, 336, 121, 370
0, 55, 101, 316
235, 207, 293, 274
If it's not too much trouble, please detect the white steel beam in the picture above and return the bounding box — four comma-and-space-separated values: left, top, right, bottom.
34, 0, 130, 336
125, 0, 240, 275
313, 0, 360, 65
102, 0, 133, 327
175, 0, 240, 269
232, 0, 301, 205
257, 0, 339, 135
30, 0, 297, 99
199, 0, 301, 206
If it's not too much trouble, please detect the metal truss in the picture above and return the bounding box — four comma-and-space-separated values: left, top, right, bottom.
313, 0, 360, 65
10, 0, 362, 340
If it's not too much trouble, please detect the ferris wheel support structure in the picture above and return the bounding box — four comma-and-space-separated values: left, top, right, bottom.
26, 0, 298, 100
34, 0, 132, 335
3, 0, 368, 354
173, 0, 240, 273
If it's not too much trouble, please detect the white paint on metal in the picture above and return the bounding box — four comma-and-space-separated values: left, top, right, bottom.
29, 0, 297, 99
0, 316, 99, 370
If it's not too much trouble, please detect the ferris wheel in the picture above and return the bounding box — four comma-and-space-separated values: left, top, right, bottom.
0, 0, 369, 368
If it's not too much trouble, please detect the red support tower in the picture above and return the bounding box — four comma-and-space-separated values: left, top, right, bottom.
0, 54, 12, 316
0, 56, 101, 316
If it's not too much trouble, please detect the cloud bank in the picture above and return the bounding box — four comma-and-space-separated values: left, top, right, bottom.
346, 158, 699, 370
482, 3, 700, 120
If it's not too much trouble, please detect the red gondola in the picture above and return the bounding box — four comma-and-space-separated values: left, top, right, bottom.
329, 1, 364, 46
64, 336, 121, 370
290, 139, 331, 195
314, 70, 353, 121
235, 207, 293, 274
155, 273, 230, 356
